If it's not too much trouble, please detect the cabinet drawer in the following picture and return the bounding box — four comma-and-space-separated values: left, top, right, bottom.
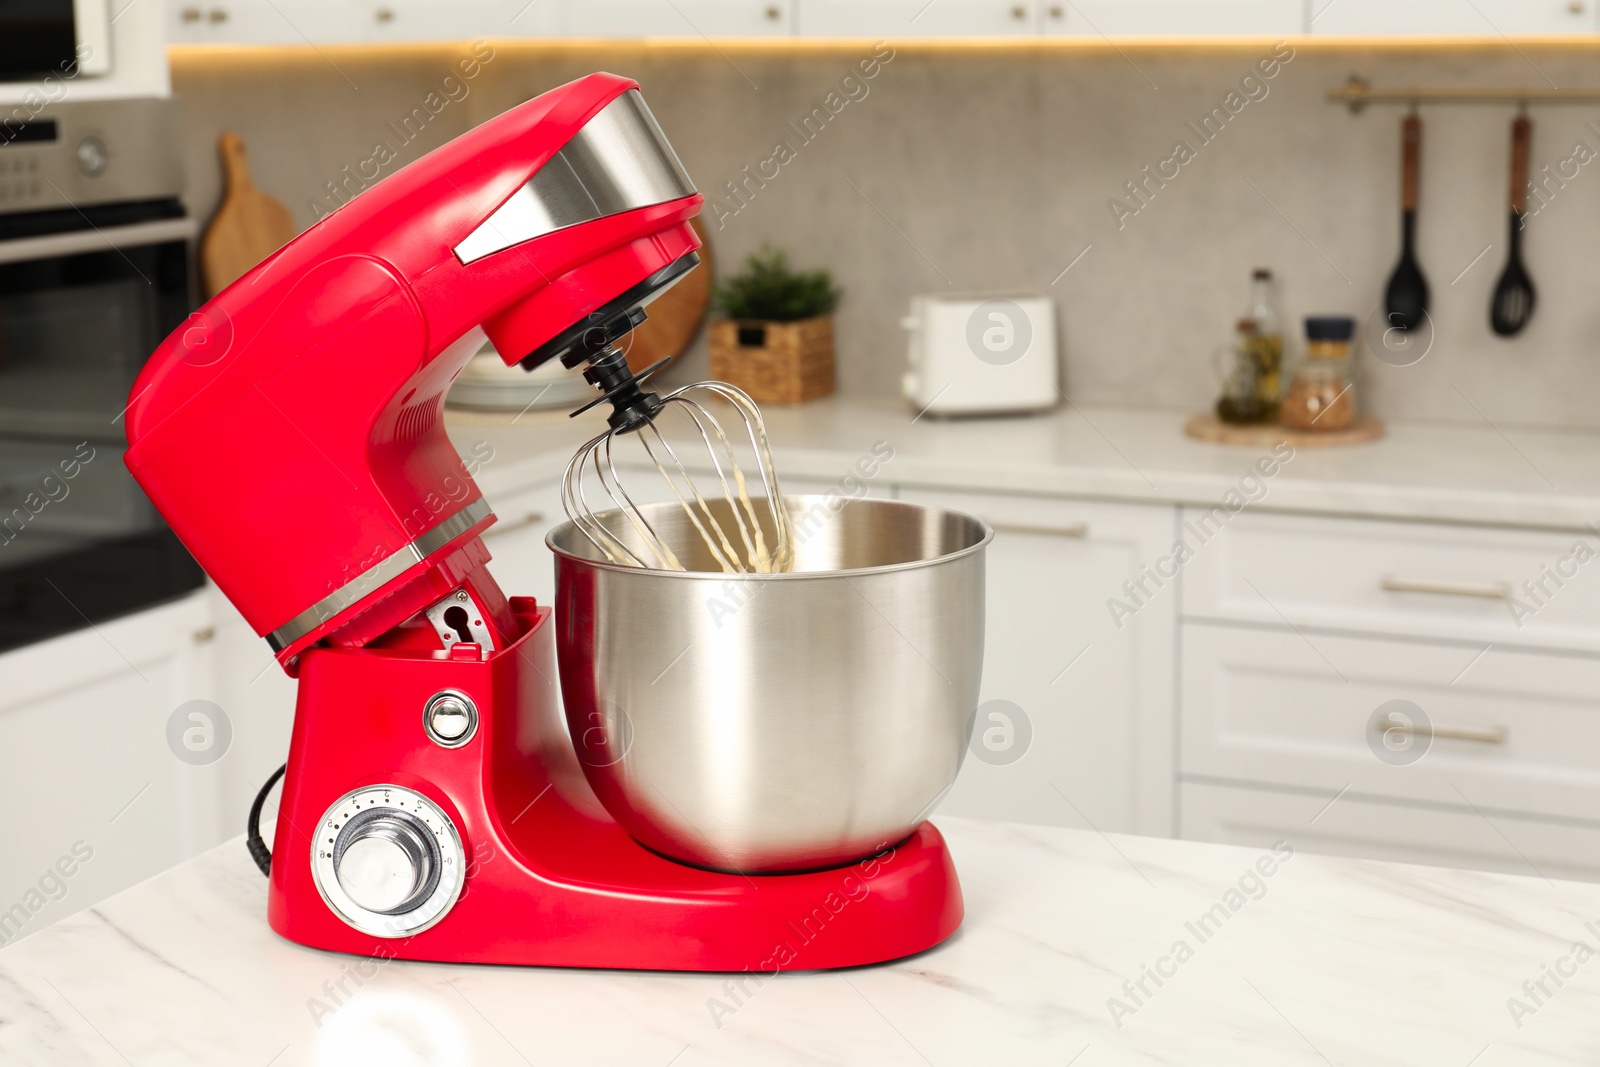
1182, 624, 1600, 823
1183, 510, 1600, 651
1181, 780, 1600, 883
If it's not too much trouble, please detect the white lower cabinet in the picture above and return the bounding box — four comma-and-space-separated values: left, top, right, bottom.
1180, 624, 1600, 824
1183, 509, 1600, 653
1182, 780, 1600, 883
0, 592, 218, 943
898, 488, 1176, 836
208, 589, 298, 832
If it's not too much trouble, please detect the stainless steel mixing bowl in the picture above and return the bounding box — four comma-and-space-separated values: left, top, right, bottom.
546, 495, 991, 873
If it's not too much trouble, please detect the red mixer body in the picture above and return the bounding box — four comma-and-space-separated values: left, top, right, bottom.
270, 598, 963, 969
123, 73, 963, 970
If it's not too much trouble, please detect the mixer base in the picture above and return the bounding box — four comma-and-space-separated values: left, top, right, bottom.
266, 599, 963, 971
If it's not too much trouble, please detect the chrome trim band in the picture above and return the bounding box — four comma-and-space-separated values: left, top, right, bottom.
266, 498, 494, 652
452, 90, 696, 265
0, 218, 197, 266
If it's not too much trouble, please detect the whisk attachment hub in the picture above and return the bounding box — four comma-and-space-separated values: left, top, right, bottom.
568, 343, 666, 434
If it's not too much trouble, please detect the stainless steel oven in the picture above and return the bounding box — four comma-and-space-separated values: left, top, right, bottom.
0, 98, 203, 652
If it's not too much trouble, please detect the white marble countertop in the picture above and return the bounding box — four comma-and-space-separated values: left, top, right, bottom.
448, 396, 1600, 531
3, 818, 1599, 1065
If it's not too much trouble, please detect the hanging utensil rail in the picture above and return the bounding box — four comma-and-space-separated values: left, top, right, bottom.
1329, 76, 1600, 113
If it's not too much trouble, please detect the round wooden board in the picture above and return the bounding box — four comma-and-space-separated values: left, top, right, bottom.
623, 216, 713, 373
1184, 412, 1386, 448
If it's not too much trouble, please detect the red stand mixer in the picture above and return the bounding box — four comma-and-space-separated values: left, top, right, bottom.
124, 74, 973, 970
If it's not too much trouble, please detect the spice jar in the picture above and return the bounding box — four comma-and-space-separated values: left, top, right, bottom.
1281, 316, 1355, 432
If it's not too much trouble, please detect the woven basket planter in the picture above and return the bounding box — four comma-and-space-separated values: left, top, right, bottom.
707, 315, 835, 405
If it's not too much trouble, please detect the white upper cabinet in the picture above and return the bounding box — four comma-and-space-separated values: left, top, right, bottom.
1045, 0, 1304, 35
799, 0, 1039, 36
562, 0, 793, 36
1310, 0, 1597, 34
162, 0, 1600, 42
168, 1, 364, 44
362, 1, 553, 41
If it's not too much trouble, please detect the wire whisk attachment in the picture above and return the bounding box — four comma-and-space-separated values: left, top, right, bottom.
562, 381, 794, 573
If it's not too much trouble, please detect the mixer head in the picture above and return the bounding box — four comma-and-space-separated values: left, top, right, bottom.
124, 73, 714, 668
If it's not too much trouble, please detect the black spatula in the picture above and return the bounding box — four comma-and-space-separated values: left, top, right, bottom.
1491, 114, 1536, 337
1384, 114, 1429, 332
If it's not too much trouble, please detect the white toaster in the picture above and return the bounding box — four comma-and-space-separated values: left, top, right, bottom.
901, 292, 1059, 416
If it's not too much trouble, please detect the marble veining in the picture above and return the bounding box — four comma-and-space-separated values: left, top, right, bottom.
3, 818, 1600, 1065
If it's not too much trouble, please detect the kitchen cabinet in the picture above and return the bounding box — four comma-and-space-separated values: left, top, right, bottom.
562, 0, 793, 37
359, 0, 558, 41
1178, 505, 1600, 875
207, 589, 297, 829
167, 0, 364, 44
797, 0, 1040, 36
1309, 0, 1597, 34
161, 0, 1600, 41
1183, 509, 1600, 653
0, 591, 218, 941
898, 488, 1176, 836
1183, 780, 1600, 882
1181, 623, 1600, 824
1043, 0, 1304, 36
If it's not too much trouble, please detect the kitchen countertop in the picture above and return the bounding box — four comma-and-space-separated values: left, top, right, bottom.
448, 396, 1600, 531
3, 818, 1598, 1065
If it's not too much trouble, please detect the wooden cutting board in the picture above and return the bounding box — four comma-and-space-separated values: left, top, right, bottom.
623, 216, 713, 373
199, 133, 297, 298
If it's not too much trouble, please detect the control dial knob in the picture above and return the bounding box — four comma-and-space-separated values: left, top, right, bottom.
311, 785, 465, 937
335, 809, 438, 914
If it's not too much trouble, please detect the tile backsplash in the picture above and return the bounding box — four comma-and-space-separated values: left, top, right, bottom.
172, 40, 1600, 429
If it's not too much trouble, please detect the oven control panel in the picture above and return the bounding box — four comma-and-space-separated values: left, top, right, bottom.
0, 99, 182, 215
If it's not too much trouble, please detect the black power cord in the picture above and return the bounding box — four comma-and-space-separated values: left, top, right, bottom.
246, 763, 287, 877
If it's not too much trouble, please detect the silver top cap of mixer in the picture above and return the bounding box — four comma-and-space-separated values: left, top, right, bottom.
453, 89, 697, 265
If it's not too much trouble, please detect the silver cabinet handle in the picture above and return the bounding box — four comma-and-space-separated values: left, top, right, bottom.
180, 6, 203, 21
1383, 713, 1506, 745
988, 520, 1088, 538
208, 7, 229, 22
1380, 577, 1510, 599
1010, 4, 1028, 18
483, 511, 546, 538
764, 4, 781, 18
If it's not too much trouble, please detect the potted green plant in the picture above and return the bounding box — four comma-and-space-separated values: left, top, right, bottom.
709, 247, 842, 405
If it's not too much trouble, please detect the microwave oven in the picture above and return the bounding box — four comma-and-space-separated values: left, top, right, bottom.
0, 0, 111, 83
